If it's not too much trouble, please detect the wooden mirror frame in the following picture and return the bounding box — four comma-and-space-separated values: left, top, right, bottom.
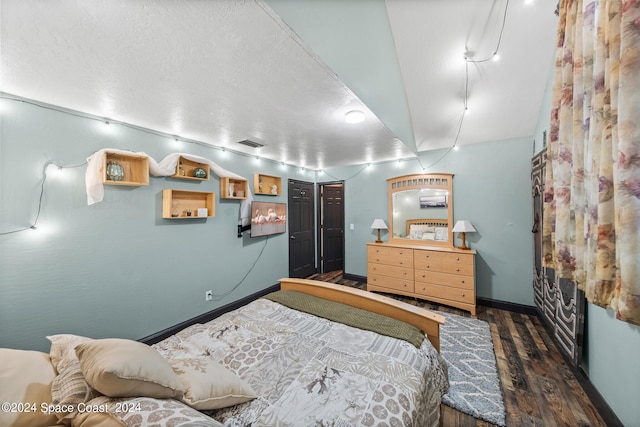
387, 173, 454, 247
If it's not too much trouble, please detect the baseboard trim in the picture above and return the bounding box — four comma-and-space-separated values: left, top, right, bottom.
342, 273, 367, 283
535, 310, 624, 427
575, 367, 624, 427
139, 283, 280, 345
476, 297, 538, 316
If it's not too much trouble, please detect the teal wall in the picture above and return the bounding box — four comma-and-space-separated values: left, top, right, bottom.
329, 136, 536, 306
584, 305, 640, 426
0, 96, 305, 352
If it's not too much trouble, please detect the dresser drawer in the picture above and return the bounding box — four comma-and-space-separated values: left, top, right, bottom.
441, 252, 474, 265
441, 262, 474, 276
368, 263, 413, 280
368, 273, 414, 293
415, 270, 474, 289
414, 259, 442, 272
414, 249, 446, 263
368, 246, 414, 268
415, 283, 475, 304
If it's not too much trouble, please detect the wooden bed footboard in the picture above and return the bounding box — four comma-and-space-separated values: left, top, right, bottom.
279, 278, 444, 352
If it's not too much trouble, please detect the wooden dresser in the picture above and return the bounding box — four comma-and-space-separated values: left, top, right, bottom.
367, 242, 477, 315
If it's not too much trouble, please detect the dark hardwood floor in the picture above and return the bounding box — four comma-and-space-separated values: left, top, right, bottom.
306, 271, 610, 427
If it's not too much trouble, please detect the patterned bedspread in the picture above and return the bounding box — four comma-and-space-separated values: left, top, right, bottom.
153, 297, 449, 427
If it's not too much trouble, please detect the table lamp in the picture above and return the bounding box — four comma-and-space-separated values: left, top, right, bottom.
370, 219, 388, 243
452, 220, 476, 250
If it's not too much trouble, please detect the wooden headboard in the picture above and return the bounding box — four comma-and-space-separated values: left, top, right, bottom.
405, 218, 449, 236
279, 278, 444, 352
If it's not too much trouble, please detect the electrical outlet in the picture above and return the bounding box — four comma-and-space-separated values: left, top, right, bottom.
205, 290, 213, 301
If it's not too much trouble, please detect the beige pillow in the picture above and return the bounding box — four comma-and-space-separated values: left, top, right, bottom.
47, 334, 100, 424
171, 358, 257, 410
75, 338, 184, 399
0, 348, 59, 427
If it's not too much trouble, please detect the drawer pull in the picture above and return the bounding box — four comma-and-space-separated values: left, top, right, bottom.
456, 257, 460, 261
456, 268, 460, 272
403, 272, 407, 276
426, 265, 430, 268
461, 280, 465, 284
403, 283, 407, 287
422, 287, 426, 291
399, 251, 404, 255
461, 293, 465, 297
399, 261, 403, 265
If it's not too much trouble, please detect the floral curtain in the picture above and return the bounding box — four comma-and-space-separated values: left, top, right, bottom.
543, 0, 640, 325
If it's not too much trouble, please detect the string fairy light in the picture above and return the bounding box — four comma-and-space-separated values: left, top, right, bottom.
0, 160, 87, 235
417, 0, 510, 172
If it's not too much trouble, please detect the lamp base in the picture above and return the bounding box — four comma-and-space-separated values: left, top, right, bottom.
375, 229, 383, 243
458, 232, 471, 250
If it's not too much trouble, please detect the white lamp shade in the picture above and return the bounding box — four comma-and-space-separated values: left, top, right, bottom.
452, 220, 476, 233
370, 219, 388, 230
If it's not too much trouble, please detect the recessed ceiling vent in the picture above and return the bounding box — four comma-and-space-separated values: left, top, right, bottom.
237, 139, 264, 148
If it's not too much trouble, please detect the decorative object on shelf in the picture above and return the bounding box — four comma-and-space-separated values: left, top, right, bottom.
236, 191, 245, 198
178, 162, 186, 176
193, 167, 207, 179
106, 160, 125, 181
452, 220, 476, 250
162, 189, 215, 219
254, 174, 282, 196
228, 183, 235, 197
370, 219, 388, 243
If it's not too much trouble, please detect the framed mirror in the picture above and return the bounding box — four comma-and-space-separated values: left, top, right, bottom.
387, 173, 454, 246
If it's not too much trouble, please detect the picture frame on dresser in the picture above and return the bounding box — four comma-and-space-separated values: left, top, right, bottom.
366, 173, 477, 315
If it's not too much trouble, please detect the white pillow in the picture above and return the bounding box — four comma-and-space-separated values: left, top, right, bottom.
435, 227, 447, 240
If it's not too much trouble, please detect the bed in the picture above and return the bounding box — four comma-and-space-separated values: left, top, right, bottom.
404, 218, 449, 241
1, 278, 448, 427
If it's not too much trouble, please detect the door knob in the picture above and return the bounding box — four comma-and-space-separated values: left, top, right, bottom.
290, 236, 296, 240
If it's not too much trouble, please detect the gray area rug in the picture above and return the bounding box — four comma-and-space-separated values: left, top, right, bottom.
440, 312, 506, 426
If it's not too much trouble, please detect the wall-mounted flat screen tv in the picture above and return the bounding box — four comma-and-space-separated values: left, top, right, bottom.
250, 201, 287, 237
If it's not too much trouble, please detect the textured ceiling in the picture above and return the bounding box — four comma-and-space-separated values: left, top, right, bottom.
0, 0, 558, 169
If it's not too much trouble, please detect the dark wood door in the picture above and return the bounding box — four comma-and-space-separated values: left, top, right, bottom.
319, 183, 344, 273
288, 179, 315, 278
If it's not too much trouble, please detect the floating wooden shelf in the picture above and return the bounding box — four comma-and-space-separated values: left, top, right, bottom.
254, 173, 282, 196
171, 156, 209, 181
220, 177, 248, 199
162, 189, 215, 219
102, 151, 149, 186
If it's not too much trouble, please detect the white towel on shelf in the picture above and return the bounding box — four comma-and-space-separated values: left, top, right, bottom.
85, 150, 253, 225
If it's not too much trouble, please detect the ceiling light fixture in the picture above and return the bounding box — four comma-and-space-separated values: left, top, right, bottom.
344, 110, 365, 124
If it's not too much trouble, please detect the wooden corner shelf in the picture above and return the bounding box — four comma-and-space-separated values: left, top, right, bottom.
102, 151, 149, 186
254, 173, 282, 196
220, 177, 248, 199
162, 189, 215, 219
171, 156, 209, 181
